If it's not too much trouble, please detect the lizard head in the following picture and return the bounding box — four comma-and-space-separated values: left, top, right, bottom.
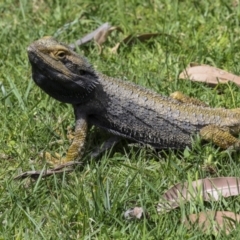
27, 36, 99, 104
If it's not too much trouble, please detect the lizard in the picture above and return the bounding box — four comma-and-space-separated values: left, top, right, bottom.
27, 36, 240, 169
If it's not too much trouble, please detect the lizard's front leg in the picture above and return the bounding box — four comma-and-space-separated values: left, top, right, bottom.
47, 109, 88, 168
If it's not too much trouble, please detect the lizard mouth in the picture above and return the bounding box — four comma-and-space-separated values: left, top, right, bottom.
30, 64, 87, 103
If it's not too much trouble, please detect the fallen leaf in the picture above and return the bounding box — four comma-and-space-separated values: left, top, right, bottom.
111, 33, 175, 53
94, 25, 122, 46
179, 63, 240, 86
0, 153, 10, 160
69, 22, 122, 51
158, 177, 240, 212
124, 207, 146, 220
232, 0, 239, 7
183, 211, 240, 235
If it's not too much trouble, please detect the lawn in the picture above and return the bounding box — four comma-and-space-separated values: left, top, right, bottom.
1, 0, 240, 239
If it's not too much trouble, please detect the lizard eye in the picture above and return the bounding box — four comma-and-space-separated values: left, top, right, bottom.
56, 51, 66, 59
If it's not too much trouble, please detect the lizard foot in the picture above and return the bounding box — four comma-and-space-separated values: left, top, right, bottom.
41, 151, 64, 167
42, 151, 82, 169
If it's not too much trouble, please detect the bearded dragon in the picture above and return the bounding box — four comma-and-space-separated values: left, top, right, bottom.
27, 36, 240, 168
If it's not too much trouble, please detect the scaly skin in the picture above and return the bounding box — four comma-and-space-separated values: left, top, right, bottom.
27, 36, 240, 168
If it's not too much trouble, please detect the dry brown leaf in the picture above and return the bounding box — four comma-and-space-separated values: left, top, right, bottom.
0, 153, 10, 160
158, 177, 240, 212
124, 207, 146, 220
232, 0, 239, 7
179, 63, 240, 86
183, 211, 240, 235
111, 33, 172, 53
94, 25, 122, 46
69, 22, 122, 50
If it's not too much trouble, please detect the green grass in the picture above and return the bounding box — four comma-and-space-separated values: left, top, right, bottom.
1, 0, 240, 239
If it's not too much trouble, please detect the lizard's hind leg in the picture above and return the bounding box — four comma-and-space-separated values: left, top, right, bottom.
200, 125, 240, 149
